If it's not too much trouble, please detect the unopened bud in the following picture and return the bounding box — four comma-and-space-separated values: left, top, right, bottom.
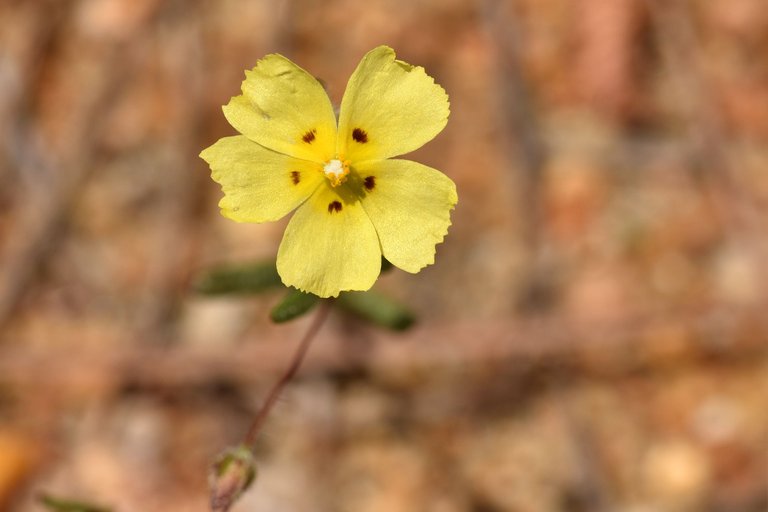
209, 445, 257, 512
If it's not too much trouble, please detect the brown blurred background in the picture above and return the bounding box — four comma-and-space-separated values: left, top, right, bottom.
1, 0, 767, 510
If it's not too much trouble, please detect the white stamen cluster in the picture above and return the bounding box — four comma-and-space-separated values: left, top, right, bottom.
323, 159, 344, 179
323, 158, 349, 187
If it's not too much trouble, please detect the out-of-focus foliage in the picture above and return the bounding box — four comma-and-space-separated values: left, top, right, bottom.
269, 288, 319, 323
38, 494, 111, 512
337, 291, 415, 331
194, 262, 282, 295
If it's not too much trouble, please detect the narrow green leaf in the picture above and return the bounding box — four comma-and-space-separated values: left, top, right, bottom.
270, 289, 319, 323
194, 261, 282, 295
337, 291, 415, 331
38, 494, 111, 512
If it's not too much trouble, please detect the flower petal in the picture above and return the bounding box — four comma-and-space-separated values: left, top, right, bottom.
277, 184, 381, 298
337, 46, 450, 162
356, 159, 457, 273
200, 135, 324, 222
223, 54, 337, 163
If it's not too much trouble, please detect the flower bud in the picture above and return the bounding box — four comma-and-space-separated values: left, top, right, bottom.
209, 445, 257, 512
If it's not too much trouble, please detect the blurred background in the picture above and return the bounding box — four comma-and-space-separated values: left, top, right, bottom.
1, 0, 767, 510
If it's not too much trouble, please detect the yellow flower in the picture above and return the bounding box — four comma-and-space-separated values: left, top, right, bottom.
200, 46, 457, 298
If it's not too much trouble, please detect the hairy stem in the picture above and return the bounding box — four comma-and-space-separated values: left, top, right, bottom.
243, 299, 333, 447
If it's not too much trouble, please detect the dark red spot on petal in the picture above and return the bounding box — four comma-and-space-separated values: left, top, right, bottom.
364, 176, 376, 191
302, 129, 316, 143
352, 128, 368, 143
328, 201, 342, 213
290, 171, 301, 185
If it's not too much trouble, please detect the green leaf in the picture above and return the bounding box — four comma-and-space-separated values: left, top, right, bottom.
38, 494, 111, 512
381, 256, 394, 273
194, 261, 282, 295
337, 291, 415, 331
270, 289, 319, 323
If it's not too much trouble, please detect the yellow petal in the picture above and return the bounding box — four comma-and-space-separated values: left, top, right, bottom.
356, 159, 457, 273
337, 46, 450, 162
223, 54, 336, 163
277, 184, 381, 298
200, 135, 324, 222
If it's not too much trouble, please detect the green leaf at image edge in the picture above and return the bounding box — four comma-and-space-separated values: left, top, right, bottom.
38, 494, 111, 512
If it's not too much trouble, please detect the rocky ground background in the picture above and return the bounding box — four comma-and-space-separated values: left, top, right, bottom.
0, 0, 767, 511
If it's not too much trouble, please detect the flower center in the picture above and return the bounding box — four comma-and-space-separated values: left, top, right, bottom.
323, 158, 350, 187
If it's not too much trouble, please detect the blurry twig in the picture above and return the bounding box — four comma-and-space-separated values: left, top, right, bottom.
645, 0, 734, 183
133, 0, 207, 340
0, 0, 69, 190
573, 0, 645, 121
1, 301, 764, 391
0, 11, 148, 329
480, 0, 551, 311
646, 0, 768, 291
556, 396, 614, 512
479, 10, 623, 501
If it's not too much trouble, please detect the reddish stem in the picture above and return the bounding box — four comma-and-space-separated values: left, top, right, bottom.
243, 299, 333, 447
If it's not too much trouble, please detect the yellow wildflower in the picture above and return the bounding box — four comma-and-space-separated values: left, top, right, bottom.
200, 46, 457, 298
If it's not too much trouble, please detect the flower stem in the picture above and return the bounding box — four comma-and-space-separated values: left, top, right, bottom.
243, 299, 333, 447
